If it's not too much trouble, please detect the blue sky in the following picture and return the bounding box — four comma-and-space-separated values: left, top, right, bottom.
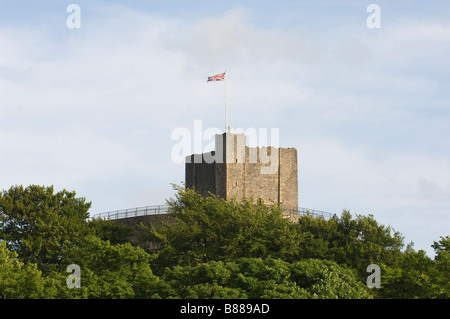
0, 0, 449, 256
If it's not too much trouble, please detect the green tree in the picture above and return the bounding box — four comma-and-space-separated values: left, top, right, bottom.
296, 210, 404, 278
48, 236, 159, 299
0, 241, 47, 298
290, 258, 372, 299
88, 217, 133, 245
143, 186, 303, 272
151, 257, 371, 299
379, 248, 438, 299
431, 236, 450, 298
0, 185, 93, 271
2, 183, 447, 299
432, 236, 450, 265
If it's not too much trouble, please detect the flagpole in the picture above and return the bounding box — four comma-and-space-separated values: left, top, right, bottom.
225, 70, 228, 132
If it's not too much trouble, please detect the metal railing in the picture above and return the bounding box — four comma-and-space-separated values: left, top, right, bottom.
284, 207, 334, 219
92, 204, 171, 220
92, 204, 334, 221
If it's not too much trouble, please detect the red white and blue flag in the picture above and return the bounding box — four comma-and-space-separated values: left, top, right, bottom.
207, 72, 226, 82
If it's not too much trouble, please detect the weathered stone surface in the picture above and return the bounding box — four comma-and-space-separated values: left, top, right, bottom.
185, 132, 298, 211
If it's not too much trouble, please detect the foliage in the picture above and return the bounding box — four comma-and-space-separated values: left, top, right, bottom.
150, 258, 371, 299
88, 218, 133, 245
432, 236, 450, 298
142, 186, 303, 272
295, 210, 405, 278
0, 184, 448, 299
0, 185, 92, 271
49, 236, 159, 299
0, 241, 47, 298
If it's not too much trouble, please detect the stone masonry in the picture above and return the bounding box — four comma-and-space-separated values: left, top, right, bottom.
185, 132, 298, 211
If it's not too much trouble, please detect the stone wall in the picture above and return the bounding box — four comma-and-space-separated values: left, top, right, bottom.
113, 213, 176, 250
185, 152, 216, 198
185, 132, 298, 211
113, 213, 176, 227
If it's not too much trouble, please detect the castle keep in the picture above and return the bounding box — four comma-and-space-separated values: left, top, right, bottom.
185, 132, 298, 211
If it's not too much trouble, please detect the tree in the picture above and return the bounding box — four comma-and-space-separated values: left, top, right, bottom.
1, 184, 448, 299
0, 185, 93, 271
296, 210, 405, 278
375, 252, 436, 299
88, 217, 133, 245
290, 258, 372, 299
432, 236, 450, 264
142, 186, 303, 272
0, 241, 47, 298
431, 236, 450, 298
150, 257, 371, 299
48, 236, 159, 299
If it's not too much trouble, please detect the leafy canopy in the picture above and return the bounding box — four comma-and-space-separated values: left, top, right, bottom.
0, 184, 448, 299
0, 185, 92, 270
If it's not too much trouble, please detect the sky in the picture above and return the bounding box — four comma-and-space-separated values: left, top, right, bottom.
0, 0, 449, 256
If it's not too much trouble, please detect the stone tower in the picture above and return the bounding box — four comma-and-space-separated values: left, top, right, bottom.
185, 132, 298, 211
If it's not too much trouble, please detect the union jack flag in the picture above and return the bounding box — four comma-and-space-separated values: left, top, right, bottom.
207, 72, 226, 82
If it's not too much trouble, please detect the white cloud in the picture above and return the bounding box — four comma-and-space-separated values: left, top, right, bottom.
0, 126, 134, 187
299, 137, 450, 253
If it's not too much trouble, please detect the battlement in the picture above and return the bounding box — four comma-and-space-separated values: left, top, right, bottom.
185, 132, 298, 210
